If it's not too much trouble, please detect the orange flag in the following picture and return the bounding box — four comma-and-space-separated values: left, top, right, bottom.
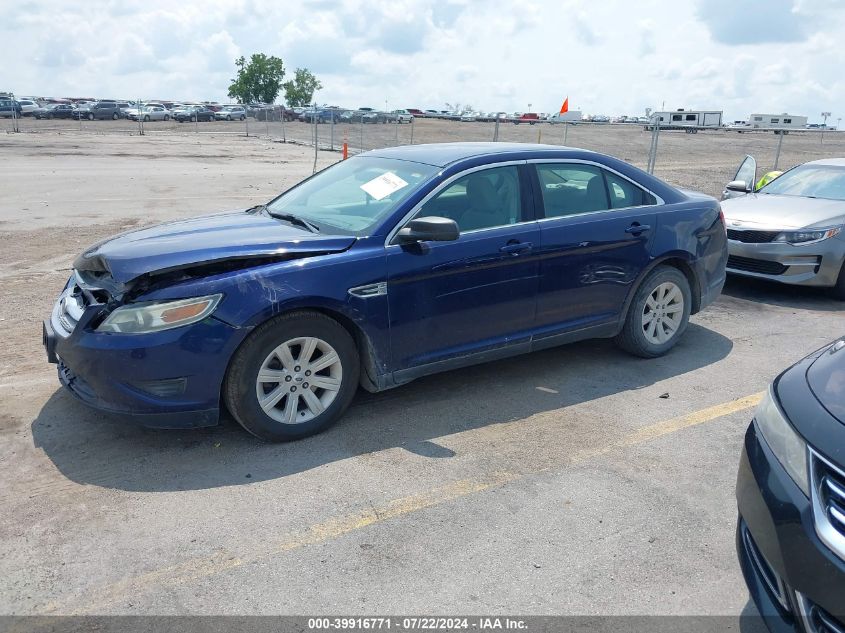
560, 97, 569, 114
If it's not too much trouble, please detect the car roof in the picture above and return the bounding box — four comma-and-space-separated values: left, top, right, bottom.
365, 142, 591, 167
805, 158, 845, 167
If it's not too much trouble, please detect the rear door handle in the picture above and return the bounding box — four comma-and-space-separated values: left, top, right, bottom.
625, 223, 651, 234
499, 241, 532, 255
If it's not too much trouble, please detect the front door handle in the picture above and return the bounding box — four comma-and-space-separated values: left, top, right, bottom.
625, 223, 651, 234
499, 241, 532, 255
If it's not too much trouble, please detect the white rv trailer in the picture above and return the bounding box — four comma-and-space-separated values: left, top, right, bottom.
748, 113, 808, 129
650, 109, 723, 132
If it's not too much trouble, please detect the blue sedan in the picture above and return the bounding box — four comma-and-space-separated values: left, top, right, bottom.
43, 143, 728, 441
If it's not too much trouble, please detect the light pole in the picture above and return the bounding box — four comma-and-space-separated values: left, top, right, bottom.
822, 111, 831, 143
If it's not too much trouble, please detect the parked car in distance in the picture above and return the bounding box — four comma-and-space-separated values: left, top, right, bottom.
736, 337, 845, 631
175, 106, 216, 122
459, 111, 477, 122
0, 98, 23, 118
299, 108, 337, 124
406, 108, 425, 117
126, 104, 167, 121
216, 105, 247, 121
720, 155, 845, 299
513, 112, 540, 125
76, 101, 123, 120
362, 110, 387, 124
17, 99, 39, 116
43, 142, 727, 443
391, 109, 414, 123
33, 103, 77, 119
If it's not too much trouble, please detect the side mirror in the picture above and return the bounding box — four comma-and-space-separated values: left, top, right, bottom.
396, 216, 460, 244
726, 180, 750, 193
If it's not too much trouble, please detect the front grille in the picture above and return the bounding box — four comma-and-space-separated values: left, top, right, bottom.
57, 291, 85, 333
727, 229, 780, 243
811, 451, 845, 562
797, 593, 845, 633
727, 255, 788, 275
742, 523, 790, 611
51, 272, 107, 337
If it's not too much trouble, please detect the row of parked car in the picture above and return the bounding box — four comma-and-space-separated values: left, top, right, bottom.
0, 96, 250, 122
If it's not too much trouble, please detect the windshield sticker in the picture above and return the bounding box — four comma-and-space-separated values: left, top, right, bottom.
360, 172, 409, 201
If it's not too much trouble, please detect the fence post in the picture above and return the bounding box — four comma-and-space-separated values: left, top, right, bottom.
280, 110, 286, 142
647, 116, 660, 174
312, 103, 318, 173
265, 111, 269, 137
360, 118, 364, 153
245, 111, 249, 137
773, 130, 786, 169
493, 115, 500, 142
410, 117, 414, 145
564, 121, 569, 144
330, 110, 335, 150
395, 114, 399, 145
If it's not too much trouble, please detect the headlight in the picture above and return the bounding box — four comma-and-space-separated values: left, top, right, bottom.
754, 385, 809, 496
773, 227, 841, 244
97, 294, 222, 334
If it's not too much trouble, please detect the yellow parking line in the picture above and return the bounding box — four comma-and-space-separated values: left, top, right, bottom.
42, 391, 763, 615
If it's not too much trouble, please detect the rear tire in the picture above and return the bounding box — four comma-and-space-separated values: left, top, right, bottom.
830, 261, 845, 301
224, 311, 360, 442
615, 266, 692, 358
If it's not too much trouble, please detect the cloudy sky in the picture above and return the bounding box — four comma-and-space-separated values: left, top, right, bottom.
5, 0, 845, 121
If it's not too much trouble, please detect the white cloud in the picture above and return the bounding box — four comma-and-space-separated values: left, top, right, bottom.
2, 0, 845, 121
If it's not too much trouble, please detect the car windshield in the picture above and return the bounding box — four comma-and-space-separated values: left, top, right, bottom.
759, 164, 845, 201
266, 157, 438, 235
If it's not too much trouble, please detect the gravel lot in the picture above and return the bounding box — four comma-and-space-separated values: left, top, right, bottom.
0, 129, 841, 621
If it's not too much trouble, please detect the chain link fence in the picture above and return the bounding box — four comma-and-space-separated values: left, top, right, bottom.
5, 105, 845, 198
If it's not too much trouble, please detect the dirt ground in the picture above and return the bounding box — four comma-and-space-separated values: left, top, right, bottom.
0, 129, 841, 620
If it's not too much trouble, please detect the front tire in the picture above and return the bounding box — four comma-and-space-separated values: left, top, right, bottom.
830, 261, 845, 301
224, 311, 360, 442
615, 266, 692, 358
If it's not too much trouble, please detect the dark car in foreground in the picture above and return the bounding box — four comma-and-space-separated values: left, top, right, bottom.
43, 142, 727, 441
737, 338, 845, 632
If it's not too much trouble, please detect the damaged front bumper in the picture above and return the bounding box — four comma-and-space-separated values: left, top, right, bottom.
43, 276, 247, 429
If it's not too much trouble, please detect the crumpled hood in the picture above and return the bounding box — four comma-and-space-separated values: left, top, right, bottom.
721, 193, 845, 229
74, 210, 357, 284
808, 339, 845, 425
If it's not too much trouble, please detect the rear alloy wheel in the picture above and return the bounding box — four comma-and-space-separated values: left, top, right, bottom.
615, 266, 691, 358
112, 112, 119, 120
144, 115, 150, 122
226, 115, 232, 121
87, 113, 94, 120
224, 312, 359, 441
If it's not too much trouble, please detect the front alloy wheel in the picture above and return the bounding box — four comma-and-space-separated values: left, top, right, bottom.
255, 336, 342, 424
225, 311, 359, 441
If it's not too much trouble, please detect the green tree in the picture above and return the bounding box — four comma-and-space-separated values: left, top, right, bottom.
282, 68, 323, 107
227, 54, 286, 104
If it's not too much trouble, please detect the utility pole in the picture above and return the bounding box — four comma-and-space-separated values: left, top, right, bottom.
822, 111, 831, 144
